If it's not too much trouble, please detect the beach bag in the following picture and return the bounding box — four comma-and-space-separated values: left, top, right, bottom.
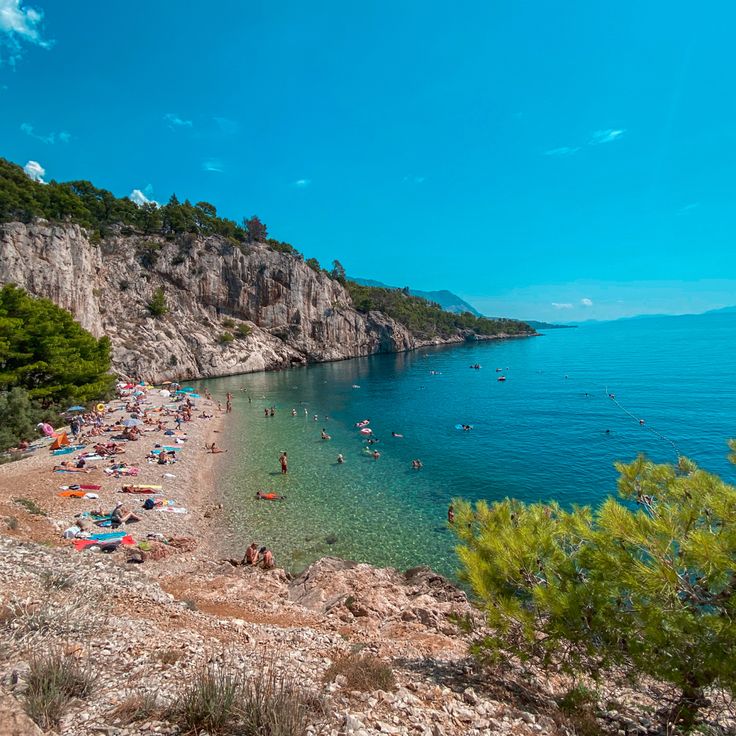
143, 498, 156, 510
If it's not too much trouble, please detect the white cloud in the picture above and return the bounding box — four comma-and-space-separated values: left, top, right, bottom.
403, 175, 426, 184
0, 0, 51, 66
164, 113, 192, 129
552, 302, 573, 310
213, 116, 238, 135
20, 122, 70, 144
544, 146, 580, 157
23, 159, 45, 182
590, 128, 625, 145
679, 202, 700, 214
293, 178, 311, 187
129, 188, 158, 207
202, 158, 223, 173
580, 297, 593, 307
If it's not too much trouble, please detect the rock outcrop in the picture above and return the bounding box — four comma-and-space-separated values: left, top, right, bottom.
0, 222, 518, 382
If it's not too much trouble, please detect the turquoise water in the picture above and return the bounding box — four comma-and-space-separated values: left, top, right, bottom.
202, 312, 736, 577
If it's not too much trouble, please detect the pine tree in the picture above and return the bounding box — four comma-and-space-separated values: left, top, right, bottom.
453, 449, 736, 731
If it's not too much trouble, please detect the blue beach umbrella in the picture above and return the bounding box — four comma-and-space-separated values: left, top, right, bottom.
180, 387, 195, 393
67, 405, 85, 412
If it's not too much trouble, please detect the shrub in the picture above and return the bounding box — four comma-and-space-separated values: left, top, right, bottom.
235, 324, 252, 339
323, 652, 396, 692
24, 648, 93, 729
453, 447, 736, 731
221, 317, 236, 328
147, 287, 168, 317
40, 570, 76, 591
137, 240, 162, 269
305, 257, 321, 273
13, 497, 45, 516
0, 388, 43, 452
219, 332, 234, 345
170, 665, 241, 734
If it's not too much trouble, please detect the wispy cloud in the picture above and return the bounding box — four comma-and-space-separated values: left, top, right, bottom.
544, 146, 580, 157
20, 122, 70, 144
580, 297, 593, 307
23, 159, 45, 182
202, 158, 223, 173
129, 185, 157, 207
0, 0, 52, 66
403, 175, 426, 184
679, 202, 700, 214
164, 112, 193, 129
293, 178, 311, 187
552, 302, 573, 310
213, 116, 238, 135
590, 128, 625, 145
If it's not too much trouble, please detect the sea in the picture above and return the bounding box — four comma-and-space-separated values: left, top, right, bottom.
198, 311, 736, 578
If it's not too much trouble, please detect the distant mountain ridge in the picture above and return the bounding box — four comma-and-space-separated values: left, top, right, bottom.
350, 277, 482, 316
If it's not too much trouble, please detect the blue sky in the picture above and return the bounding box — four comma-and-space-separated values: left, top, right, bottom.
1, 1, 734, 321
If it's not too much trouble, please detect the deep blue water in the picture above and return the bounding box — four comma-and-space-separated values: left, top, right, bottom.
205, 312, 736, 577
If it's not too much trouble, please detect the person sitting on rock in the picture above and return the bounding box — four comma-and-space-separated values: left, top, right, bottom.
243, 542, 259, 565
260, 547, 275, 569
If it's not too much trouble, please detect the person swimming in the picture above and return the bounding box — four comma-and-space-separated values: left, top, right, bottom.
336, 453, 344, 464
255, 491, 285, 501
321, 428, 331, 440
411, 459, 423, 470
391, 431, 404, 438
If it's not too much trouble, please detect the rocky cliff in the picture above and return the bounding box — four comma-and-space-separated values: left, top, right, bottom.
0, 221, 497, 382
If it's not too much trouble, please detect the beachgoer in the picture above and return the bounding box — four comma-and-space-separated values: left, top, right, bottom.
243, 542, 259, 565
372, 450, 380, 461
291, 408, 297, 416
313, 414, 318, 421
112, 502, 140, 525
448, 504, 455, 524
206, 443, 226, 454
279, 451, 288, 474
261, 547, 275, 569
337, 453, 344, 464
264, 408, 269, 418
391, 431, 403, 438
255, 491, 285, 501
270, 407, 275, 417
321, 428, 331, 440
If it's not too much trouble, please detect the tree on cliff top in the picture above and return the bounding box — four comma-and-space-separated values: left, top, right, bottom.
0, 284, 114, 406
243, 215, 268, 243
452, 450, 736, 731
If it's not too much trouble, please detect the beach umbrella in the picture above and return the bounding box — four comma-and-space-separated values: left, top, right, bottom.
188, 393, 201, 399
122, 418, 143, 427
180, 387, 195, 393
67, 405, 86, 412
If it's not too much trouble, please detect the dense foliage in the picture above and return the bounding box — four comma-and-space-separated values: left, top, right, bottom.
345, 281, 532, 339
0, 284, 113, 407
0, 158, 300, 253
453, 450, 736, 730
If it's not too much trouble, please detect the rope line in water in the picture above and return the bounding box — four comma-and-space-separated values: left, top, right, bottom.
604, 386, 681, 459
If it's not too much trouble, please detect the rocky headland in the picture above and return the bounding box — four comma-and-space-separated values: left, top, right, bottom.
0, 221, 533, 384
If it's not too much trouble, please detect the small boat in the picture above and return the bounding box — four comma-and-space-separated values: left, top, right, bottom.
497, 376, 507, 382
496, 368, 502, 372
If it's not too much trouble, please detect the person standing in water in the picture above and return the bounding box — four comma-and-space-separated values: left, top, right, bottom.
447, 504, 455, 524
279, 451, 288, 474
337, 453, 344, 464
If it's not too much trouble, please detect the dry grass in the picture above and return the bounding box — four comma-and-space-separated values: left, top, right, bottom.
24, 647, 94, 729
0, 593, 107, 646
323, 651, 396, 692
156, 647, 185, 665
109, 691, 161, 725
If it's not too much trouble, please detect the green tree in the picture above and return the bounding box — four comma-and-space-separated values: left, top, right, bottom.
0, 387, 44, 450
453, 450, 736, 730
330, 259, 346, 284
0, 284, 113, 407
305, 257, 321, 273
147, 287, 168, 317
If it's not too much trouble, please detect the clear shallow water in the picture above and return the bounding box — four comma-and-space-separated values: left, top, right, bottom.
200, 312, 736, 578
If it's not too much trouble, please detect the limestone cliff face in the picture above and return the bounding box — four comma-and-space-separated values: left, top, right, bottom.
0, 221, 451, 382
